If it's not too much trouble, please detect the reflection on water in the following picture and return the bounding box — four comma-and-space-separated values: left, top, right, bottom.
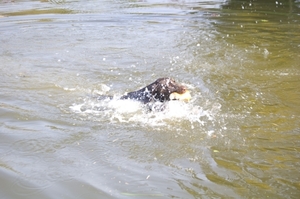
0, 0, 300, 198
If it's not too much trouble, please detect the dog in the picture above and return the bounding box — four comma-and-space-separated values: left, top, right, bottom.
120, 77, 191, 103
95, 77, 191, 112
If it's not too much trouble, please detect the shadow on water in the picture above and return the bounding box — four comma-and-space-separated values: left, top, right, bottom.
0, 0, 300, 198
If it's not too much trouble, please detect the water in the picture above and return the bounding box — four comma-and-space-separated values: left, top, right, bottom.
1, 0, 300, 198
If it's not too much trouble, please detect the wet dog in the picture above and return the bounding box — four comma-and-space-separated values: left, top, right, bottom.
120, 77, 191, 103
96, 77, 191, 112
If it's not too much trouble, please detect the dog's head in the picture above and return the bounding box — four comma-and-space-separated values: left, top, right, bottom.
149, 78, 191, 102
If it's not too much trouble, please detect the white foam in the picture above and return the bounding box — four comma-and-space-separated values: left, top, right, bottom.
69, 94, 222, 131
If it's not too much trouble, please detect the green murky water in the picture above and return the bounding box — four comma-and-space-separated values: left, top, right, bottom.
0, 0, 299, 198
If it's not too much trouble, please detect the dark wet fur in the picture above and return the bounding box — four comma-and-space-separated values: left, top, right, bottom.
93, 78, 187, 112
120, 77, 187, 103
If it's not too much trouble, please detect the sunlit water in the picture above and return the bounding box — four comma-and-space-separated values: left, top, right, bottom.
1, 0, 300, 198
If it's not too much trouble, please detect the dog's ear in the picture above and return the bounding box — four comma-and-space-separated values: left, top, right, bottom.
149, 78, 177, 101
144, 77, 191, 102
162, 78, 186, 94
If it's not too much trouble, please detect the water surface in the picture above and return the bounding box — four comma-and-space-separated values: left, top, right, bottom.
0, 0, 300, 198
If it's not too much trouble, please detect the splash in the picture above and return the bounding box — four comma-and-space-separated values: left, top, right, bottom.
69, 86, 223, 133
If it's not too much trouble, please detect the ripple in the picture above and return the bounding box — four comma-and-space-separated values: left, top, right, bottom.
11, 138, 58, 155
